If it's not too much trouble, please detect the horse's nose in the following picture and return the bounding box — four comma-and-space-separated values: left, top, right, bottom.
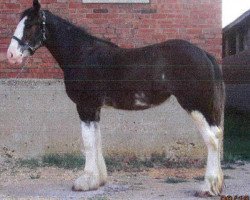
7, 49, 18, 64
7, 44, 24, 64
7, 50, 13, 60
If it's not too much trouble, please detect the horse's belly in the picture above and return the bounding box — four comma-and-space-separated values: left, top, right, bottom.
106, 90, 171, 111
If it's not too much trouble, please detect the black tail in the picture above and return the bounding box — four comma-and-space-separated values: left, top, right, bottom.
207, 53, 226, 126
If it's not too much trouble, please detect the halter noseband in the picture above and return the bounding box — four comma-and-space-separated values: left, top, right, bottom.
12, 10, 46, 55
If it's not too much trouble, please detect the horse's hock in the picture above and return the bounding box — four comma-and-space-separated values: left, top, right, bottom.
0, 79, 207, 160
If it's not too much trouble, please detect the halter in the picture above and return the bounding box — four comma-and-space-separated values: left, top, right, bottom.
12, 10, 47, 55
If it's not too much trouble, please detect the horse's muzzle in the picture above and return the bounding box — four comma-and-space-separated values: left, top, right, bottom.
7, 45, 25, 65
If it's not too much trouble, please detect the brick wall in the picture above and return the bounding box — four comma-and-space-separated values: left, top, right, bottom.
0, 0, 222, 79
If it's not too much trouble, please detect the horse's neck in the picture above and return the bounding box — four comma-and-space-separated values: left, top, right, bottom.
44, 11, 94, 67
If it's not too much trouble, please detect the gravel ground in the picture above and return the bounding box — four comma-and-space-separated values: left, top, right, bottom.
0, 162, 249, 200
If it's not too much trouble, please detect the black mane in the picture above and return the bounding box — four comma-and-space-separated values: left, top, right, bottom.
21, 8, 118, 48
46, 10, 118, 47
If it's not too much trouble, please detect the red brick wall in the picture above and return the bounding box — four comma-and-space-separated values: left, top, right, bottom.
0, 0, 222, 79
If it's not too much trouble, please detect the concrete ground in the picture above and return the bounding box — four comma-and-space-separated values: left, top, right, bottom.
0, 162, 249, 200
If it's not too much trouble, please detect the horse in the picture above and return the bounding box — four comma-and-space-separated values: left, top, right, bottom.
7, 0, 225, 197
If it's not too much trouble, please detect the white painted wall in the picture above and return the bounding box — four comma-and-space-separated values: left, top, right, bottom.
0, 79, 206, 160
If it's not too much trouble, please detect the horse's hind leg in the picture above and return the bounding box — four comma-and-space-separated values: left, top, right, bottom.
191, 111, 223, 196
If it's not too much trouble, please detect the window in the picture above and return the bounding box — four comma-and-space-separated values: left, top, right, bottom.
239, 32, 244, 52
82, 0, 149, 3
228, 34, 236, 56
238, 29, 247, 52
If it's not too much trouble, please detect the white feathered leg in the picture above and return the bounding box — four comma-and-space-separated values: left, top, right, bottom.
191, 111, 223, 196
72, 121, 107, 191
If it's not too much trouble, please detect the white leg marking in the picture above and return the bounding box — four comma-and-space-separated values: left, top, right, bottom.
135, 99, 148, 106
191, 111, 223, 196
7, 17, 28, 64
134, 92, 148, 106
73, 121, 107, 191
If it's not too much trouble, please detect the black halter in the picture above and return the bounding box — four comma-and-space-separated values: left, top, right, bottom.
12, 10, 46, 55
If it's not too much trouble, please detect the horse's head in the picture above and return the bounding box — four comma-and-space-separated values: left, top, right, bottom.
7, 0, 46, 64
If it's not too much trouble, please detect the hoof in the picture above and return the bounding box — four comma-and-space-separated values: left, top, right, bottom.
194, 191, 213, 198
198, 172, 224, 196
72, 172, 101, 191
195, 191, 213, 198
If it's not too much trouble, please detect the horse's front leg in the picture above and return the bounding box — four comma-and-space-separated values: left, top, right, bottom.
72, 121, 107, 191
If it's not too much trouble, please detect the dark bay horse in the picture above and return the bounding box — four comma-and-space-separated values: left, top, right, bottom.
7, 0, 225, 196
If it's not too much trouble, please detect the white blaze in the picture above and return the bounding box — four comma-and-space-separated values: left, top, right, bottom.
7, 17, 27, 64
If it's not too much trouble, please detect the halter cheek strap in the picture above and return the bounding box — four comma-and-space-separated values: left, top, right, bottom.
12, 35, 26, 46
12, 10, 46, 55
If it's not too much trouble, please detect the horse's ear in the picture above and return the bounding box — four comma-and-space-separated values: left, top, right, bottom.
33, 0, 41, 12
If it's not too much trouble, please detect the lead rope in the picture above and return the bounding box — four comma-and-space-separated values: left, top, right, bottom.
13, 65, 26, 86
16, 65, 26, 78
